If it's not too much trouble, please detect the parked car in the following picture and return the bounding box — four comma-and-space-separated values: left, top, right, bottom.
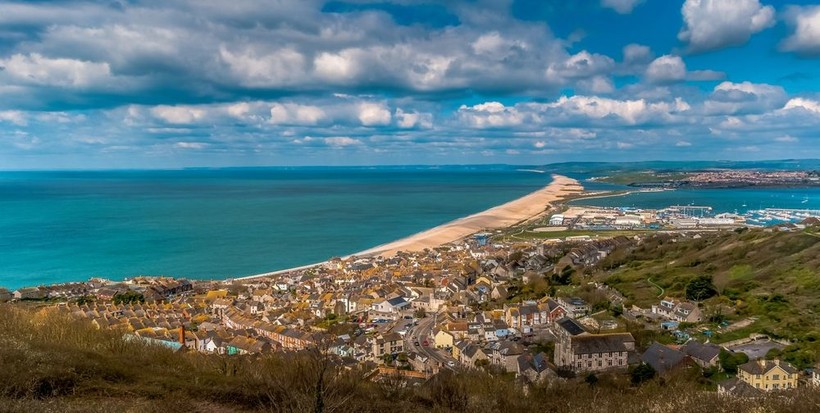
413, 341, 419, 346
447, 361, 456, 367
422, 340, 429, 347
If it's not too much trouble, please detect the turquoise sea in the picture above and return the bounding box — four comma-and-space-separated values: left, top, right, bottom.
0, 167, 554, 290
2, 164, 819, 291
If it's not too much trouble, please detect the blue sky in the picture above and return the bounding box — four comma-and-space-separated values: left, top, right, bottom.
0, 0, 818, 169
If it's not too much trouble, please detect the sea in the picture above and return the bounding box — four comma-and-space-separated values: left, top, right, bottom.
2, 165, 819, 291
0, 167, 554, 290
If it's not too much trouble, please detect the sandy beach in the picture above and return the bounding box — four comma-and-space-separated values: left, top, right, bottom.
353, 174, 582, 257
238, 174, 582, 280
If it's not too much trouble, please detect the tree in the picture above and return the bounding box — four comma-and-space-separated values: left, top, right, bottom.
630, 363, 656, 384
611, 304, 623, 318
112, 291, 144, 305
719, 349, 749, 374
584, 373, 598, 387
414, 308, 427, 319
685, 275, 717, 302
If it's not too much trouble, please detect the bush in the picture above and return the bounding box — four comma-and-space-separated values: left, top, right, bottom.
685, 275, 717, 301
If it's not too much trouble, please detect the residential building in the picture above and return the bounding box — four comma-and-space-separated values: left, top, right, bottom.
553, 317, 635, 372
651, 297, 702, 323
680, 340, 721, 369
736, 359, 798, 391
640, 342, 688, 375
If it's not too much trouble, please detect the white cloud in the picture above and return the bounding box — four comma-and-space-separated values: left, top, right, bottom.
357, 102, 391, 126
458, 101, 525, 128
0, 53, 113, 88
220, 46, 306, 87
679, 0, 774, 53
623, 43, 652, 64
781, 6, 820, 56
269, 103, 326, 125
645, 55, 686, 83
704, 81, 787, 114
0, 110, 27, 126
151, 105, 206, 124
395, 109, 433, 129
774, 135, 798, 142
174, 142, 208, 149
676, 141, 692, 147
782, 97, 820, 113
602, 0, 645, 14
546, 51, 615, 82
459, 95, 691, 129
324, 136, 362, 147
314, 49, 362, 83
545, 95, 690, 125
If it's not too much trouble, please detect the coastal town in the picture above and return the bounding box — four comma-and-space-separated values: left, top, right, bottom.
3, 193, 819, 396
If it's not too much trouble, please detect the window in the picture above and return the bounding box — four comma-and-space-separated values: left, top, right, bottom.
608, 360, 613, 366
773, 384, 779, 389
772, 374, 779, 380
587, 361, 592, 368
598, 360, 602, 367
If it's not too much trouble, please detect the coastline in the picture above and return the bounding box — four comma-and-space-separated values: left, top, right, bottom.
238, 174, 582, 281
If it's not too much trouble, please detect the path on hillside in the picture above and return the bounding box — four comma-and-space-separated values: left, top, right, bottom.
647, 277, 664, 298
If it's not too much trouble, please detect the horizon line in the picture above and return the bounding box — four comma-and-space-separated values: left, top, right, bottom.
1, 158, 818, 173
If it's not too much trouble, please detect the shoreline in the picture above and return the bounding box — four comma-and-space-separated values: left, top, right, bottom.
237, 174, 582, 281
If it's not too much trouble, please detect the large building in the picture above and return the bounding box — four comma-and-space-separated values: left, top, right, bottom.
737, 359, 798, 391
553, 318, 635, 372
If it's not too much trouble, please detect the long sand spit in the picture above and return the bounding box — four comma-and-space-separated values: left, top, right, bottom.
355, 174, 582, 257
239, 174, 582, 280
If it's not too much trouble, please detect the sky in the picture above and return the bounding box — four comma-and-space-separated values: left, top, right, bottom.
0, 0, 819, 169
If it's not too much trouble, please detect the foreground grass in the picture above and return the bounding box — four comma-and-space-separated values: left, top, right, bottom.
1, 305, 819, 413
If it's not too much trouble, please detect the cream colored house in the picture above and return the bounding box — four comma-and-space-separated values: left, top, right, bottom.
737, 359, 798, 391
434, 329, 455, 349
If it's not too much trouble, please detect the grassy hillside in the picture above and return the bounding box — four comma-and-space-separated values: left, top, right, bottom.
1, 305, 818, 413
595, 226, 820, 364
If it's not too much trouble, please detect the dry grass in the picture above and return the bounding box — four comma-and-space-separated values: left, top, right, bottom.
2, 305, 819, 412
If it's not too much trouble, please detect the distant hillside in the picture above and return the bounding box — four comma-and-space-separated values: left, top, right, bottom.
2, 305, 818, 413
540, 159, 820, 175
595, 225, 820, 361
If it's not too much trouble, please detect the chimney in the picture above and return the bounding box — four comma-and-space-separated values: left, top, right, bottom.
179, 325, 186, 346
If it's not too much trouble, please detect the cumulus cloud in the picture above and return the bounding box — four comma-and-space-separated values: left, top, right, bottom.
220, 47, 307, 87
0, 53, 114, 88
623, 44, 653, 65
645, 55, 687, 83
323, 136, 362, 147
357, 102, 391, 126
704, 81, 787, 115
150, 105, 207, 124
780, 6, 820, 56
782, 97, 820, 113
546, 51, 615, 83
269, 103, 326, 125
395, 109, 433, 129
601, 0, 645, 14
459, 95, 691, 128
679, 0, 775, 53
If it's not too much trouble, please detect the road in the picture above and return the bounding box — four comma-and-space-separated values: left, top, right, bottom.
404, 312, 458, 371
